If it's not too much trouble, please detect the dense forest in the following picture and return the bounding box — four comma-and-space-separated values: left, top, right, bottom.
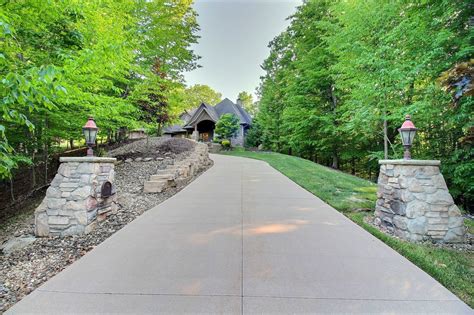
249, 0, 473, 210
1, 0, 472, 210
0, 0, 203, 180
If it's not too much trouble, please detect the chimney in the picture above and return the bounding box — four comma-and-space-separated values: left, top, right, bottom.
236, 98, 243, 107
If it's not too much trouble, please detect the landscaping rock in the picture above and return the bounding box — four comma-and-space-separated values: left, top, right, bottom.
143, 140, 211, 194
144, 181, 166, 193
1, 236, 36, 255
0, 137, 213, 312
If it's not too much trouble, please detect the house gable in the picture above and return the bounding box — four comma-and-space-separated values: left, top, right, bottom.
184, 103, 218, 128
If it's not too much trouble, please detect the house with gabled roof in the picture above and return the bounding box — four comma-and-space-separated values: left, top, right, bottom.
163, 98, 252, 146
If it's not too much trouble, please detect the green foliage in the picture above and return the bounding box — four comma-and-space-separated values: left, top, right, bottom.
95, 147, 107, 157
183, 84, 222, 107
244, 118, 263, 148
256, 0, 473, 209
215, 114, 239, 141
237, 91, 257, 117
0, 0, 199, 178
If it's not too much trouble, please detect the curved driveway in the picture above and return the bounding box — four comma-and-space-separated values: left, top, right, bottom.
7, 154, 471, 314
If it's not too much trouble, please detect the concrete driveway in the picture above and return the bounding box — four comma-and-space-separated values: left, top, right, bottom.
7, 154, 472, 314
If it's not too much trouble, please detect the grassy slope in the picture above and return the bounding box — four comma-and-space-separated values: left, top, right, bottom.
221, 149, 474, 307
223, 150, 377, 211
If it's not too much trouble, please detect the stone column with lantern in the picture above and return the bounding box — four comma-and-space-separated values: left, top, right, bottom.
35, 117, 118, 237
375, 115, 465, 243
192, 124, 199, 141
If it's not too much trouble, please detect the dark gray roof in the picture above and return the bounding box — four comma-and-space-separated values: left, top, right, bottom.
163, 124, 187, 134
235, 102, 252, 124
214, 98, 252, 125
179, 112, 192, 121
202, 103, 219, 121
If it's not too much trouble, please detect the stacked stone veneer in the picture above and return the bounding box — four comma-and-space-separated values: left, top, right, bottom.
375, 160, 465, 243
35, 157, 117, 237
144, 141, 212, 193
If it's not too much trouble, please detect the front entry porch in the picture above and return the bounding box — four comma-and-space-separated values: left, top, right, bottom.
191, 120, 215, 142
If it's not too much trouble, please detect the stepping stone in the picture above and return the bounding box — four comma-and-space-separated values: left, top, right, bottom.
143, 180, 167, 193
150, 174, 174, 181
156, 169, 178, 176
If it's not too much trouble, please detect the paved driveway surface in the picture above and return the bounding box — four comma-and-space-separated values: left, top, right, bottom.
7, 154, 472, 314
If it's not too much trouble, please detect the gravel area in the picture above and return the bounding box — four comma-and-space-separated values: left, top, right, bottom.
0, 138, 212, 312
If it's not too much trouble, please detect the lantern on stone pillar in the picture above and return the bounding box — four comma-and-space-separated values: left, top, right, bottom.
82, 117, 98, 156
398, 115, 417, 160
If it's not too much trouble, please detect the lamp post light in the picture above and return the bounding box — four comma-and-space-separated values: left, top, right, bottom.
398, 114, 417, 160
82, 117, 98, 157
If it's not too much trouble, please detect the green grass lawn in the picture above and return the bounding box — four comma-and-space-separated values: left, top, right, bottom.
222, 149, 377, 211
221, 149, 474, 307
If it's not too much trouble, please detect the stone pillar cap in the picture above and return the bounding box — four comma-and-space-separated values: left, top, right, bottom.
60, 157, 117, 163
379, 159, 440, 166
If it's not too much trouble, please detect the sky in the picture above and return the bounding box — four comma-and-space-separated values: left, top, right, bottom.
183, 0, 302, 101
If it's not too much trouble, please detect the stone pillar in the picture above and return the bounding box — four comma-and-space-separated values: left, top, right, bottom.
375, 160, 465, 243
35, 157, 117, 237
192, 125, 199, 141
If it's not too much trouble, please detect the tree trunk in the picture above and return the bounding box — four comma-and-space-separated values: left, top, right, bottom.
31, 150, 36, 188
383, 108, 388, 159
69, 138, 74, 150
330, 85, 339, 169
44, 117, 49, 184
10, 178, 15, 202
44, 143, 49, 184
157, 123, 162, 136
331, 151, 339, 169
351, 157, 356, 175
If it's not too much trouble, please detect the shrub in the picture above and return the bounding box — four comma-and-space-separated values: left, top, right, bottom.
244, 120, 263, 148
215, 114, 239, 140
96, 147, 107, 157
221, 139, 231, 149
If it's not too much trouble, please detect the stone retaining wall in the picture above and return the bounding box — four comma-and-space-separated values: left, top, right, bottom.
35, 157, 117, 237
144, 141, 212, 193
375, 160, 465, 243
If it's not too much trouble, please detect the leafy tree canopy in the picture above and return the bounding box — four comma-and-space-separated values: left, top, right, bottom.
255, 0, 473, 209
215, 114, 240, 141
182, 84, 222, 108
0, 0, 199, 178
237, 91, 258, 117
